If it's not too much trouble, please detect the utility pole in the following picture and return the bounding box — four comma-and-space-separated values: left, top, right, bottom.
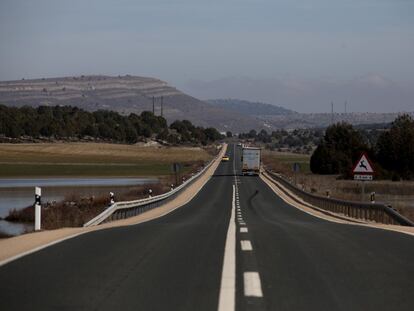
161, 96, 164, 117
331, 101, 334, 125
344, 101, 347, 114
152, 96, 155, 114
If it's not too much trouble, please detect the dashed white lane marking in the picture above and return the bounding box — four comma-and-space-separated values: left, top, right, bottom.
240, 240, 253, 251
239, 222, 246, 225
244, 272, 263, 297
240, 227, 248, 233
217, 185, 236, 311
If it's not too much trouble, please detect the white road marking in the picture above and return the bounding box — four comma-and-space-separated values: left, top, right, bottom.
217, 185, 236, 311
244, 272, 263, 297
240, 227, 248, 233
239, 222, 246, 225
240, 240, 253, 251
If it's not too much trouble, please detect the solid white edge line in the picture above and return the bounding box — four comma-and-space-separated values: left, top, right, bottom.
0, 232, 86, 267
240, 240, 253, 251
217, 184, 236, 311
244, 272, 263, 297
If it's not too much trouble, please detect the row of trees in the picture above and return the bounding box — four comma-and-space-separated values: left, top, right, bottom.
238, 128, 323, 151
310, 115, 414, 180
0, 105, 223, 145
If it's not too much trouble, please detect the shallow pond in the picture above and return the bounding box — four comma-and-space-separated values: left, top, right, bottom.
0, 177, 158, 236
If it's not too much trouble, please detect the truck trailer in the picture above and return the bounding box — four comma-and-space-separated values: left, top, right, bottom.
241, 147, 261, 175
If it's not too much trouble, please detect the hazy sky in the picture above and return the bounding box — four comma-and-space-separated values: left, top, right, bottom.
1, 0, 413, 112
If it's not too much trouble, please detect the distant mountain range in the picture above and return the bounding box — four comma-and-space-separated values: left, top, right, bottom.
184, 74, 414, 113
208, 99, 295, 116
0, 75, 412, 133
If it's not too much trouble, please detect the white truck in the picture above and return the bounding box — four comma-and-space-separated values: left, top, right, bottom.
241, 147, 261, 175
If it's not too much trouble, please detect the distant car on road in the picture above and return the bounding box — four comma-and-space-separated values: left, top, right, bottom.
222, 156, 230, 162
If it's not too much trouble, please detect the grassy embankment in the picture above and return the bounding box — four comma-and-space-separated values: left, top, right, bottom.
0, 143, 217, 231
262, 150, 414, 221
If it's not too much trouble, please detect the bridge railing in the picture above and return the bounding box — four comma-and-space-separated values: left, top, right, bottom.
84, 146, 223, 227
264, 169, 414, 227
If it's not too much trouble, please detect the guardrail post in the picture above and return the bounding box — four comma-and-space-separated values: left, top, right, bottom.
370, 192, 375, 204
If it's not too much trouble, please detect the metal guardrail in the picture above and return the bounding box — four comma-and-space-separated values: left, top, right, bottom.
84, 147, 223, 227
264, 170, 414, 227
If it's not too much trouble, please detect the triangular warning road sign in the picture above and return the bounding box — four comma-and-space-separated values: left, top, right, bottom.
352, 153, 374, 174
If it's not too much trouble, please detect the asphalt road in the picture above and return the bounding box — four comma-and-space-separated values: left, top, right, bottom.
1, 144, 413, 311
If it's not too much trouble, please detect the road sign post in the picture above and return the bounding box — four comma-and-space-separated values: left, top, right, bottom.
34, 187, 41, 231
172, 163, 181, 186
292, 162, 300, 185
352, 153, 374, 201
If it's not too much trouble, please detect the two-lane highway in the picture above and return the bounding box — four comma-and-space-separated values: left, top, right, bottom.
1, 143, 414, 311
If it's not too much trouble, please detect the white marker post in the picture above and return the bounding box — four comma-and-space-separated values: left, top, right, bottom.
34, 187, 41, 231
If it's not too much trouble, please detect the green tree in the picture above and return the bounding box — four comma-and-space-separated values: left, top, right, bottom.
376, 114, 414, 179
310, 122, 369, 175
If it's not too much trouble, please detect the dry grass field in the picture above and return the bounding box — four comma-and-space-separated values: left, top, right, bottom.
263, 150, 414, 221
0, 143, 215, 177
262, 150, 311, 175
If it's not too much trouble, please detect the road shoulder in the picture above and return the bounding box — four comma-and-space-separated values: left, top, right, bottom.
260, 171, 414, 237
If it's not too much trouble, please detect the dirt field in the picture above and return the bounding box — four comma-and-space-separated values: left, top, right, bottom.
0, 143, 215, 177
263, 150, 414, 221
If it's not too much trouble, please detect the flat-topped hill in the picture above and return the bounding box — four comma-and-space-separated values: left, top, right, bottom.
0, 75, 267, 132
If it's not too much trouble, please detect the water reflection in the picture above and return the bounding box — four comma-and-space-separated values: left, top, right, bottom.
0, 177, 158, 236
